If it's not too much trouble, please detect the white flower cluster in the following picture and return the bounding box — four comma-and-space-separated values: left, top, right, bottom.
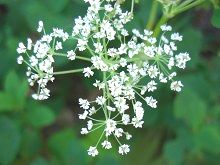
17, 21, 69, 100
17, 0, 190, 156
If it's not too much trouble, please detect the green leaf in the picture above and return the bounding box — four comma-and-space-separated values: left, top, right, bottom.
174, 89, 206, 129
211, 9, 220, 28
0, 116, 21, 165
195, 125, 220, 154
48, 129, 88, 165
0, 92, 14, 112
43, 0, 69, 13
3, 71, 28, 110
164, 140, 184, 165
178, 28, 203, 68
30, 156, 49, 165
25, 104, 56, 128
210, 0, 220, 9
20, 129, 42, 158
4, 71, 19, 94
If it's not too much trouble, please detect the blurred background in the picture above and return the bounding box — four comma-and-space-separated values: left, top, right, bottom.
0, 0, 220, 164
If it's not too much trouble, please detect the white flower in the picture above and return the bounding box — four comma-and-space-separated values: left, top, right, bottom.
55, 41, 62, 50
102, 140, 112, 149
115, 128, 123, 137
88, 146, 98, 157
147, 80, 157, 92
120, 58, 127, 67
118, 144, 130, 155
132, 117, 144, 128
161, 24, 172, 31
67, 50, 76, 60
175, 53, 191, 69
83, 67, 94, 77
104, 4, 113, 12
122, 114, 130, 125
95, 96, 106, 105
107, 106, 116, 112
89, 107, 96, 115
105, 119, 117, 136
27, 38, 32, 50
79, 98, 90, 110
17, 42, 26, 54
30, 56, 38, 66
77, 39, 88, 51
127, 64, 139, 78
145, 96, 157, 108
171, 33, 183, 41
170, 81, 183, 92
81, 128, 88, 134
17, 56, 24, 64
147, 65, 159, 79
37, 20, 44, 32
94, 42, 103, 53
87, 120, 93, 130
134, 101, 144, 120
93, 80, 105, 89
79, 110, 88, 120
125, 133, 132, 140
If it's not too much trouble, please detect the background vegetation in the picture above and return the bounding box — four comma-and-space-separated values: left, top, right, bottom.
0, 0, 220, 164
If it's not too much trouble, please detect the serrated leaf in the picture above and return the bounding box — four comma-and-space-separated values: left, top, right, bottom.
0, 116, 21, 165
174, 89, 206, 129
211, 9, 220, 28
25, 104, 56, 128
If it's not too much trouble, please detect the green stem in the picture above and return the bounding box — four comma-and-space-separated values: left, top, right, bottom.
146, 1, 159, 30
173, 0, 205, 15
131, 0, 135, 13
153, 14, 168, 37
53, 68, 84, 75
54, 53, 91, 62
152, 0, 204, 37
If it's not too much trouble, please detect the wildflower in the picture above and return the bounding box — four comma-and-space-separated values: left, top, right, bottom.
119, 144, 130, 155
17, 56, 24, 64
79, 98, 90, 110
17, 0, 191, 156
170, 81, 183, 92
67, 50, 76, 60
37, 20, 44, 32
102, 140, 112, 149
83, 67, 94, 78
145, 96, 157, 108
88, 146, 99, 157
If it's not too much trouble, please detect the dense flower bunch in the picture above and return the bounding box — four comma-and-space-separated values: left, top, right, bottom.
17, 0, 190, 156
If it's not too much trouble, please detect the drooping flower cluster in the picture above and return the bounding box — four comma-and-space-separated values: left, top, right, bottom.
17, 0, 190, 156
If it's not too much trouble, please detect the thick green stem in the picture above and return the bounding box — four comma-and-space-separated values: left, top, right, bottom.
173, 0, 205, 15
146, 1, 159, 30
131, 0, 135, 13
152, 0, 204, 37
153, 15, 168, 37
